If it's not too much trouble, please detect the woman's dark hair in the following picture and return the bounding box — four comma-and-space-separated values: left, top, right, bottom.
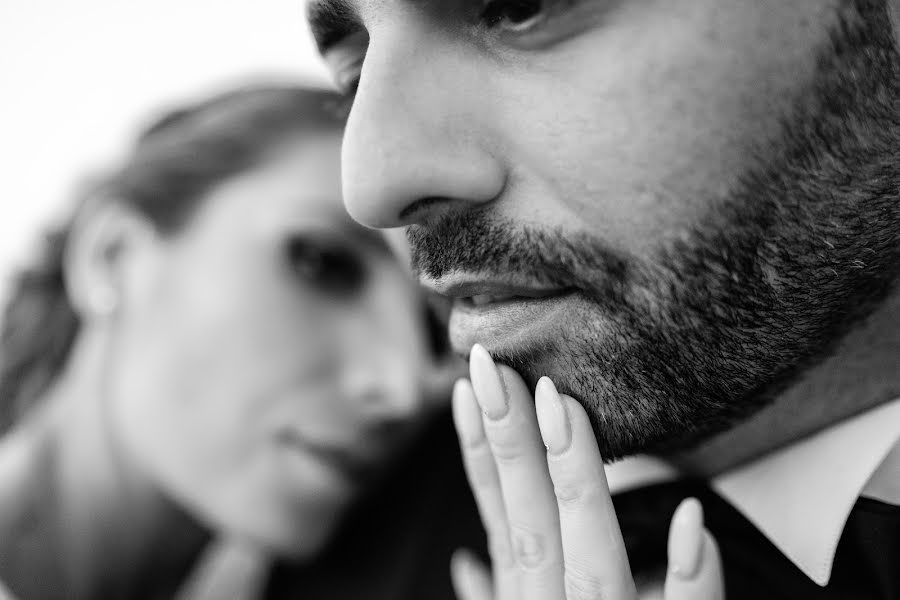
0, 85, 345, 431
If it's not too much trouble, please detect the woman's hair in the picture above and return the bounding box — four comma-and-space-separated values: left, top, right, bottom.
0, 85, 345, 431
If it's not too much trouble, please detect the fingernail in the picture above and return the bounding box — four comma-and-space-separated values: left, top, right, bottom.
452, 378, 485, 447
668, 498, 704, 580
535, 377, 571, 455
451, 548, 473, 574
469, 344, 508, 420
451, 549, 477, 594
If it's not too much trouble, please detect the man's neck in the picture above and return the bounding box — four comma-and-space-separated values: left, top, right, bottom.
674, 288, 900, 477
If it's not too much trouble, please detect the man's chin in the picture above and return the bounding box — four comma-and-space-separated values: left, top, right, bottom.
444, 296, 750, 459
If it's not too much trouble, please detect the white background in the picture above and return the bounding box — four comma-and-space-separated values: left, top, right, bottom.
0, 0, 329, 301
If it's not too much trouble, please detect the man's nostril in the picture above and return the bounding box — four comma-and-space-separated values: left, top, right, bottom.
398, 197, 448, 223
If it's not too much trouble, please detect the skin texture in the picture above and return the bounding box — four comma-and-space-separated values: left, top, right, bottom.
312, 0, 900, 463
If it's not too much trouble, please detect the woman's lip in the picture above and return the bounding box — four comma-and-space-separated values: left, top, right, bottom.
277, 430, 381, 482
448, 291, 577, 354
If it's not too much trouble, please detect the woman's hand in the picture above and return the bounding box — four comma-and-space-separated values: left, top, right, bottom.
450, 345, 724, 600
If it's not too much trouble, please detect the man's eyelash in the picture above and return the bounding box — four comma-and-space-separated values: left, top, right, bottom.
479, 0, 545, 29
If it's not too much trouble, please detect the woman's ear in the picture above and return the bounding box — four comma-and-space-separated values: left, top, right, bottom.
63, 200, 160, 322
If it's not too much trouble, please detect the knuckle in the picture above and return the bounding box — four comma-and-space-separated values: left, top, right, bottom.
463, 435, 491, 455
564, 565, 613, 600
487, 434, 526, 465
553, 478, 605, 509
487, 534, 515, 570
509, 525, 553, 571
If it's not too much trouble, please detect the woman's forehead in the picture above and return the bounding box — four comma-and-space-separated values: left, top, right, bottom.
205, 134, 392, 253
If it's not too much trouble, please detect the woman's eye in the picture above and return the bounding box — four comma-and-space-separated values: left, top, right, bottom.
336, 72, 361, 99
324, 31, 368, 101
285, 238, 366, 296
334, 76, 360, 116
481, 0, 546, 32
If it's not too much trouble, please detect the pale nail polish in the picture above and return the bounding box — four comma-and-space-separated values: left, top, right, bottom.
668, 498, 704, 580
452, 379, 485, 447
469, 344, 508, 420
451, 549, 478, 597
535, 377, 571, 454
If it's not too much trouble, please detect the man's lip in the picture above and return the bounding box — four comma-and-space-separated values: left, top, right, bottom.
447, 291, 577, 354
423, 275, 567, 303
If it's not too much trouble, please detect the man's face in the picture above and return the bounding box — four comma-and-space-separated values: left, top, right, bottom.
312, 0, 900, 459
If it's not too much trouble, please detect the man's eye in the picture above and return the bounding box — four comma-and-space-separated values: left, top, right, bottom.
476, 0, 602, 49
285, 238, 366, 296
481, 0, 546, 32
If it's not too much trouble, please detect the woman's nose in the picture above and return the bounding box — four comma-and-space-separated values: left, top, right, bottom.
341, 24, 506, 229
340, 359, 425, 423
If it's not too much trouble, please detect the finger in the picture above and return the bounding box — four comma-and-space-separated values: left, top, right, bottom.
469, 346, 565, 600
0, 579, 14, 600
664, 499, 725, 600
451, 549, 495, 600
452, 378, 519, 599
535, 379, 638, 600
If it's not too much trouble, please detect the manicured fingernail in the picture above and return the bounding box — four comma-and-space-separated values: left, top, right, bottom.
451, 548, 472, 574
535, 377, 571, 455
452, 378, 485, 447
469, 344, 508, 420
451, 549, 478, 595
668, 498, 704, 580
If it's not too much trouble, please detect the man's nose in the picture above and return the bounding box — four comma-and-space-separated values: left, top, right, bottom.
341, 29, 506, 229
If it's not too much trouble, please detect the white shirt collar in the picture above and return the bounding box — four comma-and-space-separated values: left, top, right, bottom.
605, 397, 900, 587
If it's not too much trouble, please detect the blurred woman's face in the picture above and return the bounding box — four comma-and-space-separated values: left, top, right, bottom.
105, 131, 435, 555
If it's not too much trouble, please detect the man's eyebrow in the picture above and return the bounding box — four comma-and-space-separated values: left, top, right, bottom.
307, 0, 362, 54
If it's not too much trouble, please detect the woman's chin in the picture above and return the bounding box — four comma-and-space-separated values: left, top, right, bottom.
177, 444, 369, 557
216, 491, 352, 559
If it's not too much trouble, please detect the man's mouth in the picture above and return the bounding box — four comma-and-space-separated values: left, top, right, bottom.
469, 294, 512, 307
428, 277, 568, 305
424, 275, 577, 351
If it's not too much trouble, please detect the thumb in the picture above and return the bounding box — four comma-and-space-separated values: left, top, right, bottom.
663, 498, 725, 600
450, 549, 494, 600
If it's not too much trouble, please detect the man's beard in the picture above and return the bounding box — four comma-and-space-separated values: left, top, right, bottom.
407, 0, 900, 461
